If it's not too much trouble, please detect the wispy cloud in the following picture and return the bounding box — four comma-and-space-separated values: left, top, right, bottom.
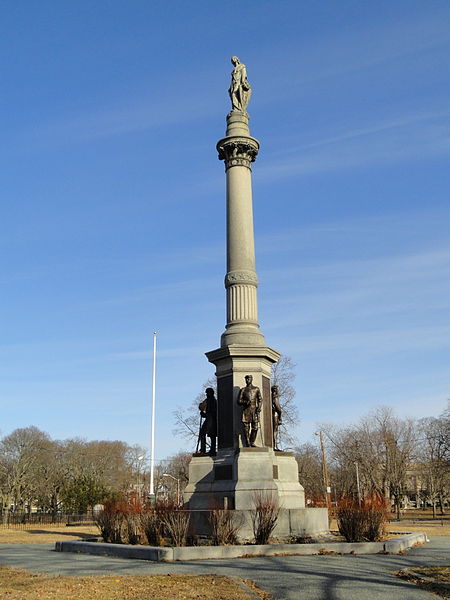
252, 10, 450, 104
262, 244, 450, 328
8, 89, 219, 153
258, 110, 450, 180
281, 324, 450, 355
108, 344, 206, 361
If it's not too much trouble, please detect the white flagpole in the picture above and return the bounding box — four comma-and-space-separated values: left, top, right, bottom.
149, 331, 157, 498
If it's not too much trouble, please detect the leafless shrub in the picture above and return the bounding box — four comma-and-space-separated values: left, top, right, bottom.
94, 501, 125, 543
336, 498, 366, 542
337, 495, 388, 542
251, 492, 280, 545
140, 511, 163, 546
124, 512, 142, 544
363, 495, 388, 541
157, 502, 190, 547
208, 509, 242, 545
94, 496, 145, 544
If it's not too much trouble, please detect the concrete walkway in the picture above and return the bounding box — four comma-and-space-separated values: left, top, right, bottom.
0, 537, 449, 599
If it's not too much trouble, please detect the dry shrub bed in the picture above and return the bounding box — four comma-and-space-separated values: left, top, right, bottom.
251, 493, 280, 545
96, 499, 191, 547
95, 495, 281, 547
336, 496, 388, 542
396, 566, 450, 599
209, 509, 243, 546
0, 566, 270, 600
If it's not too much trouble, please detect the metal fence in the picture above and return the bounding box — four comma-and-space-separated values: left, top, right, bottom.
0, 513, 95, 529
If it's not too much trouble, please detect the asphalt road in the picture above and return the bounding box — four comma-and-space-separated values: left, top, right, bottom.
0, 537, 449, 599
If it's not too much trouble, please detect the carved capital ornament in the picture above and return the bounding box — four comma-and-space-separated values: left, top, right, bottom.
216, 136, 259, 171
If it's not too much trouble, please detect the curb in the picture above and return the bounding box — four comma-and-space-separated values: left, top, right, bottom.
55, 532, 428, 562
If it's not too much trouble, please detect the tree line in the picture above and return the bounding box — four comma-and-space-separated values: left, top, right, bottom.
0, 425, 190, 522
296, 404, 449, 517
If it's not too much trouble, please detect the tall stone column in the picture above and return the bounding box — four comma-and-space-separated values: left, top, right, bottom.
185, 58, 306, 523
217, 111, 265, 348
206, 65, 280, 453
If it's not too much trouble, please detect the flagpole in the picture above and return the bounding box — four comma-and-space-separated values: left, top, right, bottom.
149, 331, 157, 498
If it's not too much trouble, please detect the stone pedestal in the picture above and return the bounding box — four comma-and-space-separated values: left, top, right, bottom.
184, 446, 317, 541
184, 447, 305, 511
184, 448, 305, 510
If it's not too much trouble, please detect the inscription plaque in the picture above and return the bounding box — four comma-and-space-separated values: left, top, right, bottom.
215, 464, 233, 480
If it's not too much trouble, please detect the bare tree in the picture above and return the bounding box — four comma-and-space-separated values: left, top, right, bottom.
417, 415, 449, 516
0, 426, 51, 521
322, 407, 418, 519
159, 451, 192, 502
294, 442, 324, 503
271, 355, 299, 447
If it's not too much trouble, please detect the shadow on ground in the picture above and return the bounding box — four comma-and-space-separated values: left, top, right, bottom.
25, 530, 96, 539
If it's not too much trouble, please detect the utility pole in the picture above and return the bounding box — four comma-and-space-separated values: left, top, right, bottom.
355, 461, 361, 506
163, 473, 180, 506
316, 431, 332, 516
354, 440, 362, 506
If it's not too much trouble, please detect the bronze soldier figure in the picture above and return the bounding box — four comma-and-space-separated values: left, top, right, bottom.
271, 385, 282, 450
198, 387, 217, 455
237, 375, 262, 447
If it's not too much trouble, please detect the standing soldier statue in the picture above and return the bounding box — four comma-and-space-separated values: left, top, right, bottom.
198, 387, 217, 456
271, 385, 282, 450
237, 375, 262, 447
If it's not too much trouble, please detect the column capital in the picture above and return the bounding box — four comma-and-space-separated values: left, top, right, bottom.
216, 136, 259, 171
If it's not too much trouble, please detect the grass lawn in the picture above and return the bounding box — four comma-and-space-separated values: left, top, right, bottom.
0, 566, 271, 600
386, 510, 450, 537
0, 525, 99, 544
396, 566, 450, 599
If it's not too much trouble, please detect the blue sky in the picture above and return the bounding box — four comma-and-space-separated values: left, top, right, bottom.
1, 1, 449, 460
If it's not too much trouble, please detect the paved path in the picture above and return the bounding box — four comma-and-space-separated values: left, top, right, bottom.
0, 537, 449, 599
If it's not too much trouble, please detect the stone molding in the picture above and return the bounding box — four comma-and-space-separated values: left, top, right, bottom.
225, 270, 258, 288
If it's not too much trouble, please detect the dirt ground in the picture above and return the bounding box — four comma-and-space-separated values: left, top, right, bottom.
0, 566, 271, 600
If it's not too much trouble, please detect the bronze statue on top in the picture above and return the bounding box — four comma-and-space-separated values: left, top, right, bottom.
228, 56, 252, 112
237, 374, 262, 447
271, 385, 282, 450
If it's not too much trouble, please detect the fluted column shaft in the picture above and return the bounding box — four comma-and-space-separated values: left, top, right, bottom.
217, 111, 265, 347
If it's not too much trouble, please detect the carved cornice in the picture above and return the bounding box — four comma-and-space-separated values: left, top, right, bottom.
225, 270, 258, 288
216, 136, 259, 171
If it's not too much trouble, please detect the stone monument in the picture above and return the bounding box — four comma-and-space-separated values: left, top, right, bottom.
184, 58, 327, 538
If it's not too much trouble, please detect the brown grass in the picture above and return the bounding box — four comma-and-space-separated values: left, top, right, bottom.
0, 566, 270, 600
396, 566, 450, 599
0, 525, 99, 544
